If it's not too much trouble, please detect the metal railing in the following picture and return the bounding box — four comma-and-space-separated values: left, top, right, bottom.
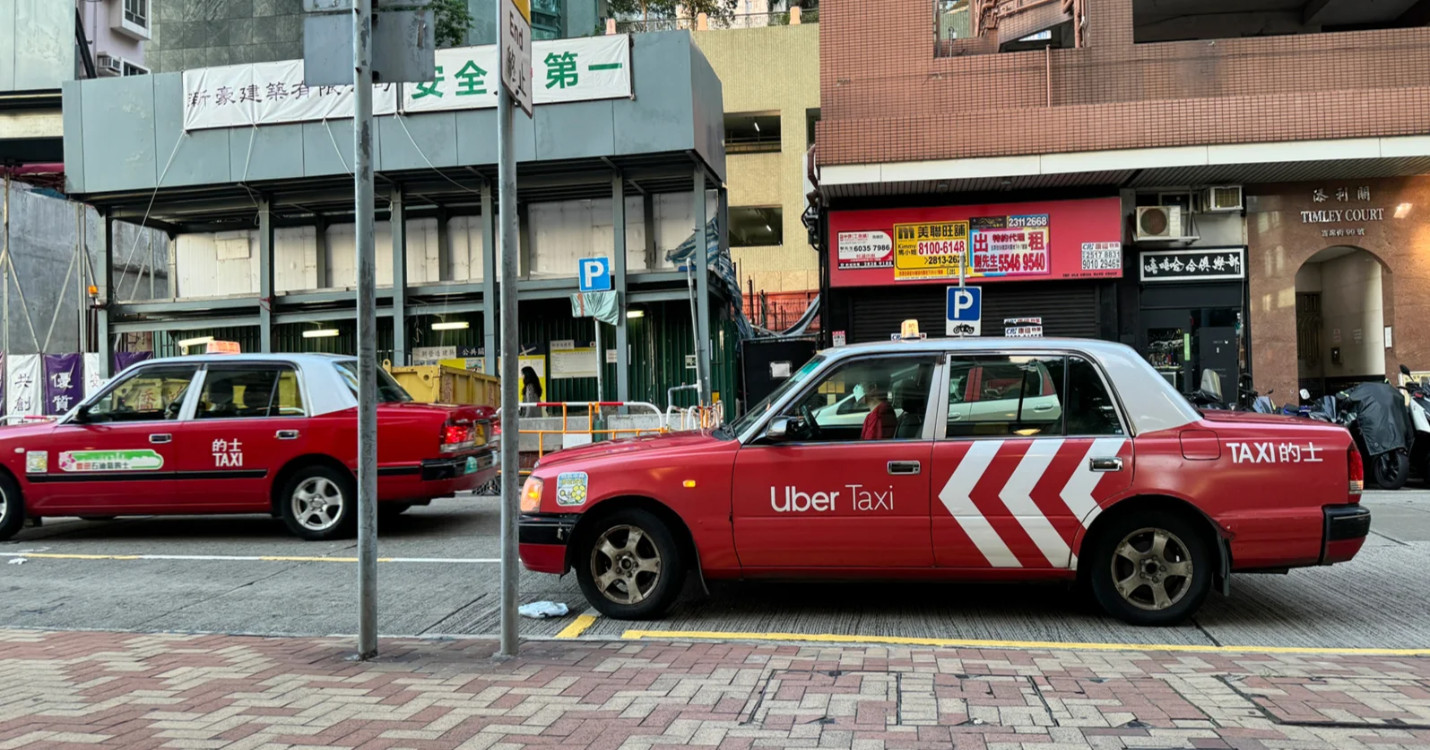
501, 398, 724, 477
0, 414, 58, 426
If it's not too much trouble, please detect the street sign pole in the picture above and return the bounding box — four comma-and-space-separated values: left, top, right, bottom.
352, 0, 378, 660
498, 0, 532, 660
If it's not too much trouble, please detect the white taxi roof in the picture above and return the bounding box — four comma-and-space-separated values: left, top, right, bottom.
115, 353, 359, 417
816, 337, 1199, 436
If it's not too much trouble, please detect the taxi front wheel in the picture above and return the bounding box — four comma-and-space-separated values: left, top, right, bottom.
279, 465, 357, 541
0, 473, 23, 541
575, 509, 684, 620
1088, 511, 1212, 626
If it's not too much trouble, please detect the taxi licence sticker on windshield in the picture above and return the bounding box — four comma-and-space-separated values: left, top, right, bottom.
555, 472, 589, 507
59, 449, 164, 472
25, 451, 47, 474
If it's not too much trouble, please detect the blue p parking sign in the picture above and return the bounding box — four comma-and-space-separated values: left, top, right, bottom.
946, 286, 981, 337
578, 257, 612, 292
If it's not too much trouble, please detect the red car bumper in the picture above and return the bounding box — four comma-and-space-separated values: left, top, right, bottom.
519, 514, 577, 574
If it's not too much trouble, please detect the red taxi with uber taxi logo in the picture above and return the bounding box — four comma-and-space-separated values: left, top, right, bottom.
519, 334, 1371, 625
0, 353, 496, 541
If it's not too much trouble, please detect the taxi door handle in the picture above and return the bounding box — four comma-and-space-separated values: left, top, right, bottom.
149, 433, 171, 444
275, 430, 300, 440
1090, 457, 1123, 472
887, 461, 921, 475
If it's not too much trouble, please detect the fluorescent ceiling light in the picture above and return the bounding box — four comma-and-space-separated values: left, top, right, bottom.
177, 336, 214, 349
626, 309, 645, 319
303, 328, 341, 339
431, 320, 470, 331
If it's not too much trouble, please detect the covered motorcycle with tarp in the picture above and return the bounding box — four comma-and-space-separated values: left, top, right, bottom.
1337, 381, 1414, 490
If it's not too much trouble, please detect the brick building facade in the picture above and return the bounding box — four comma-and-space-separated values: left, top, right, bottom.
813, 0, 1430, 403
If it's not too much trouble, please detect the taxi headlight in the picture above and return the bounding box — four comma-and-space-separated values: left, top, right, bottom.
520, 477, 543, 512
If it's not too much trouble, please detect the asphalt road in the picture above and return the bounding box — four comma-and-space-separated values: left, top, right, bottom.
3, 490, 1429, 650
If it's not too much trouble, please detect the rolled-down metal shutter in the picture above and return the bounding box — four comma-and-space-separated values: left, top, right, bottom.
848, 282, 1101, 343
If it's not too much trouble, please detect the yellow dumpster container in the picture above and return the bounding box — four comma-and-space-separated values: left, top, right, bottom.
385, 363, 500, 408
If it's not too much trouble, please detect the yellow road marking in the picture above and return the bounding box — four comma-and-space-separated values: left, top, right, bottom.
621, 629, 1430, 657
555, 613, 599, 639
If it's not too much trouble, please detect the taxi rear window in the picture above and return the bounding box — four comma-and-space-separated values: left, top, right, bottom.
335, 362, 413, 403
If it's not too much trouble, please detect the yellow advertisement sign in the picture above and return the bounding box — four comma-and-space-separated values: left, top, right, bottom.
893, 221, 970, 281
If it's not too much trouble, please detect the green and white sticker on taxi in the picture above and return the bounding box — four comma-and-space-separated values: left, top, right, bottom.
59, 450, 164, 473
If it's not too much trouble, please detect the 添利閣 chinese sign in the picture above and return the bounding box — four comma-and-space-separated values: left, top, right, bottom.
183, 35, 632, 130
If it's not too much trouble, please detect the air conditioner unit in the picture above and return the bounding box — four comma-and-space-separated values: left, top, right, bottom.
96, 54, 123, 77
1135, 205, 1184, 242
1204, 185, 1244, 213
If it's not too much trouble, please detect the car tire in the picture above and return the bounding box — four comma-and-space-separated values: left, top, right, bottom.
575, 508, 684, 620
1088, 510, 1212, 626
0, 473, 24, 542
279, 465, 357, 541
1372, 451, 1409, 490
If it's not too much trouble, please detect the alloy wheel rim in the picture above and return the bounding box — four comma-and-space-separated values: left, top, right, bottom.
589, 524, 662, 605
1111, 527, 1193, 611
0, 487, 7, 526
292, 477, 343, 531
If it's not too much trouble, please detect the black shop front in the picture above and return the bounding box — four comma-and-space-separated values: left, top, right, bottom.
1128, 247, 1248, 398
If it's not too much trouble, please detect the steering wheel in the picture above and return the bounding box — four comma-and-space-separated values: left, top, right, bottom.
799, 403, 822, 439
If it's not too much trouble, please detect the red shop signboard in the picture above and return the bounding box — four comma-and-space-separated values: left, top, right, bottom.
828, 197, 1124, 288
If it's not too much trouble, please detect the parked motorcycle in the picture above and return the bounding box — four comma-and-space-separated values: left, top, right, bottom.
1397, 364, 1430, 484
1336, 381, 1414, 490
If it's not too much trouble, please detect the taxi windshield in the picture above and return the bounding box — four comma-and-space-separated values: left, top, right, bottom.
725, 355, 825, 437
335, 362, 414, 403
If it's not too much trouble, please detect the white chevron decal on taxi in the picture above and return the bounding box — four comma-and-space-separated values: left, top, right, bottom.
937, 439, 1020, 568
1060, 437, 1127, 527
999, 439, 1073, 568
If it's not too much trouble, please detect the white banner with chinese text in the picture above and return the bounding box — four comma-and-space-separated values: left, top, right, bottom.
183, 59, 400, 130
184, 36, 632, 130
5, 354, 41, 418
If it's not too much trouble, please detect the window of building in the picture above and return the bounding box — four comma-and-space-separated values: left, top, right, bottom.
1134, 0, 1428, 44
121, 61, 149, 77
730, 207, 783, 247
124, 0, 149, 30
805, 108, 820, 146
724, 113, 781, 154
935, 0, 1076, 55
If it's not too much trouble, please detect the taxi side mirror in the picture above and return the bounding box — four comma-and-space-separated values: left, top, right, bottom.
764, 416, 801, 441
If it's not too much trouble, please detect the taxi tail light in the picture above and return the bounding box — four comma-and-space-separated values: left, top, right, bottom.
440, 421, 476, 453
1347, 445, 1364, 500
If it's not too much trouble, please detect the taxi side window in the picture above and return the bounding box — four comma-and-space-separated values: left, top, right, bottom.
85, 366, 198, 422
946, 356, 1065, 438
782, 357, 936, 442
197, 367, 302, 419
1066, 357, 1124, 436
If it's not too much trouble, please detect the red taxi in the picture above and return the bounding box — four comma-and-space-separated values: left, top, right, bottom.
0, 354, 496, 541
519, 337, 1371, 625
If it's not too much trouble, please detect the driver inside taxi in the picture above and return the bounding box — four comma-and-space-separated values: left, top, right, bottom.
859, 379, 896, 440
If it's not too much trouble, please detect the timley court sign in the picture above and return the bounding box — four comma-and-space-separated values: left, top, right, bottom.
181, 34, 632, 130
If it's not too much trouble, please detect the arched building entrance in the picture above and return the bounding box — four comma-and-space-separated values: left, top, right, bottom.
1293, 246, 1391, 398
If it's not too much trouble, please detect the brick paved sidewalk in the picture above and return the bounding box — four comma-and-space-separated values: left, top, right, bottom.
2, 629, 1429, 750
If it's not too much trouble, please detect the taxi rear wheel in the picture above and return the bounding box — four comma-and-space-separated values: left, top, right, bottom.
576, 509, 684, 620
279, 465, 356, 541
0, 473, 23, 542
1088, 511, 1211, 626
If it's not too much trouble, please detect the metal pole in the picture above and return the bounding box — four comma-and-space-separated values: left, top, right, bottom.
76, 204, 85, 353
353, 0, 379, 660
497, 60, 521, 660
595, 321, 604, 402
691, 168, 711, 404
3, 174, 9, 357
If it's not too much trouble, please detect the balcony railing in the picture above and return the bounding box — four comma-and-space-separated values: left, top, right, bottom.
612, 6, 816, 34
